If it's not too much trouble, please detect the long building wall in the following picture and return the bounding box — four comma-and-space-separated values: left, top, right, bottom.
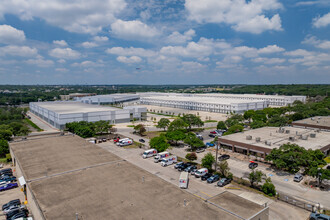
140, 98, 268, 113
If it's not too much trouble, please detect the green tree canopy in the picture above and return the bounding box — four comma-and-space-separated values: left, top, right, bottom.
248, 170, 265, 187
134, 124, 146, 135
185, 152, 197, 162
201, 152, 215, 171
156, 118, 170, 131
149, 135, 170, 152
0, 139, 9, 158
223, 124, 244, 136
181, 114, 204, 130
184, 132, 204, 151
218, 160, 230, 178
262, 178, 276, 196
166, 130, 186, 145
0, 129, 13, 141
94, 120, 112, 134
216, 121, 227, 130
168, 118, 188, 132
243, 110, 255, 123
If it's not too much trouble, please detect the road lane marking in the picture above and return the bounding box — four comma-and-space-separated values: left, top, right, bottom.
200, 191, 212, 197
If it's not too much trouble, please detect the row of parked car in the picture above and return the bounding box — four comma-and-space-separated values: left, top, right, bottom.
114, 137, 133, 147
143, 149, 178, 167
2, 199, 31, 220
0, 168, 18, 192
174, 162, 232, 187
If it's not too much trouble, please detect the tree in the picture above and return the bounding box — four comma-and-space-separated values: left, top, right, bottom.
250, 120, 265, 129
166, 130, 186, 145
0, 130, 13, 141
168, 118, 188, 131
248, 170, 265, 187
216, 121, 227, 130
134, 124, 146, 135
252, 110, 267, 123
149, 135, 170, 152
290, 112, 304, 121
262, 178, 276, 196
156, 118, 170, 131
185, 152, 197, 162
75, 126, 95, 138
223, 124, 244, 136
244, 110, 255, 123
0, 139, 9, 158
184, 132, 204, 151
202, 153, 215, 171
309, 167, 330, 185
181, 114, 204, 131
267, 114, 288, 127
218, 160, 230, 177
94, 120, 112, 134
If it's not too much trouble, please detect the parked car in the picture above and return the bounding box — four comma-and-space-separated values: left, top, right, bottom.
196, 148, 205, 153
178, 163, 192, 172
174, 162, 184, 169
210, 131, 217, 134
0, 183, 18, 191
309, 212, 330, 220
207, 174, 220, 183
102, 138, 107, 142
217, 178, 231, 187
184, 165, 197, 173
6, 209, 28, 220
294, 173, 303, 182
0, 176, 16, 183
249, 162, 258, 169
195, 168, 208, 178
139, 139, 145, 143
4, 205, 26, 214
201, 173, 213, 181
2, 199, 20, 211
209, 134, 216, 138
191, 168, 198, 176
196, 134, 203, 140
218, 154, 230, 161
9, 211, 29, 220
205, 142, 215, 147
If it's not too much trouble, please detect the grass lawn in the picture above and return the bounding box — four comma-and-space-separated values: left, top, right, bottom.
145, 131, 166, 139
204, 120, 217, 123
24, 118, 43, 131
324, 156, 330, 164
0, 158, 7, 163
126, 125, 135, 127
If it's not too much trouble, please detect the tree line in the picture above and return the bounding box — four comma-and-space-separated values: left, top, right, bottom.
65, 121, 113, 138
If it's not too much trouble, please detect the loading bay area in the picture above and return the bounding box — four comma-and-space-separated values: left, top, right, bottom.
9, 134, 271, 220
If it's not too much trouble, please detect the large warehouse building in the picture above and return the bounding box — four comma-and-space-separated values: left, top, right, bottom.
10, 134, 268, 220
139, 92, 306, 106
140, 95, 268, 113
75, 93, 139, 105
219, 126, 330, 157
29, 101, 146, 129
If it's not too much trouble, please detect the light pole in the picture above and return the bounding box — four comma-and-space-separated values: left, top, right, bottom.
215, 139, 219, 171
317, 168, 321, 187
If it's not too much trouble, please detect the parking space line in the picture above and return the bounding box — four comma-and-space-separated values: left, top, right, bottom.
200, 191, 212, 198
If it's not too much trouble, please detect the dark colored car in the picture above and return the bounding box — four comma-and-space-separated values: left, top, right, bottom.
184, 165, 197, 173
2, 199, 20, 211
218, 154, 230, 161
217, 178, 231, 187
0, 183, 18, 192
209, 134, 216, 138
309, 212, 330, 220
174, 162, 184, 169
9, 210, 28, 220
139, 139, 145, 143
178, 163, 192, 172
201, 173, 212, 181
6, 209, 28, 220
207, 174, 220, 183
0, 168, 12, 173
249, 162, 258, 169
0, 176, 16, 183
102, 138, 107, 142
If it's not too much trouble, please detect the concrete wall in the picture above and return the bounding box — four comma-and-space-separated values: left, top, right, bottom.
248, 206, 269, 220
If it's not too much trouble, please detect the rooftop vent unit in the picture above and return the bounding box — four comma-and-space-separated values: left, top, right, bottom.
285, 130, 290, 134
298, 135, 302, 139
289, 136, 295, 141
279, 128, 285, 133
310, 133, 316, 138
246, 135, 252, 140
302, 135, 308, 140
256, 137, 261, 142
265, 141, 272, 146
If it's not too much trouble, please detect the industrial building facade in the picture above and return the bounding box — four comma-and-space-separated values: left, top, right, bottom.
29, 102, 146, 129
140, 95, 268, 113
75, 94, 139, 105
139, 92, 306, 107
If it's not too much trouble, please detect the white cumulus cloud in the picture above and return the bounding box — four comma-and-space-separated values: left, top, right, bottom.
81, 42, 98, 48
185, 0, 283, 34
106, 47, 156, 57
53, 40, 68, 47
49, 48, 81, 59
111, 20, 159, 40
116, 56, 142, 63
313, 12, 330, 28
26, 58, 54, 67
0, 45, 37, 57
167, 29, 196, 44
0, 25, 25, 44
302, 36, 330, 49
258, 45, 285, 54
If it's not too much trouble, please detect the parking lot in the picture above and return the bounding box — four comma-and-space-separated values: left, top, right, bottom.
98, 141, 310, 220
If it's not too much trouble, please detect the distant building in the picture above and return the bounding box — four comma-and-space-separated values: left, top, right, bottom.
292, 116, 330, 131
29, 101, 146, 129
60, 93, 96, 101
75, 94, 139, 105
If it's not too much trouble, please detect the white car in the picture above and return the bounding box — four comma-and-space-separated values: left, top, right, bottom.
3, 204, 26, 214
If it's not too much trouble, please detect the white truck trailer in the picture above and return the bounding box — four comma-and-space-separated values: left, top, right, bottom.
179, 172, 189, 189
142, 149, 158, 159
160, 155, 177, 167
154, 152, 170, 163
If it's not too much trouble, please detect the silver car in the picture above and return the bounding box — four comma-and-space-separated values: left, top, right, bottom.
294, 173, 303, 182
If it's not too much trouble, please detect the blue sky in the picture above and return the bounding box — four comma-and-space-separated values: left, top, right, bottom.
0, 0, 329, 84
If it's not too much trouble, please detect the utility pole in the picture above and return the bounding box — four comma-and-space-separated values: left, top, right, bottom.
215, 139, 219, 171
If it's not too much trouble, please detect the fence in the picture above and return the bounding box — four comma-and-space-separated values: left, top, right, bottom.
277, 192, 316, 212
